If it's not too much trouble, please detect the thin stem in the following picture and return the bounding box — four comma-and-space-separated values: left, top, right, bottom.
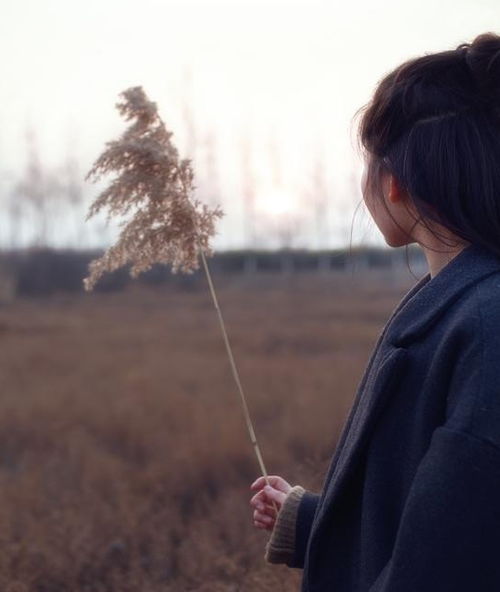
197, 240, 275, 501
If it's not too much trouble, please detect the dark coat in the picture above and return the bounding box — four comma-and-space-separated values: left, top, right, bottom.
292, 244, 500, 592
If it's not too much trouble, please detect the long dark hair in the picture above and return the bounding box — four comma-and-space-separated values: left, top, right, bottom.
356, 32, 500, 254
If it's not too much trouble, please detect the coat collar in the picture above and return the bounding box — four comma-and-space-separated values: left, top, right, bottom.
386, 243, 500, 347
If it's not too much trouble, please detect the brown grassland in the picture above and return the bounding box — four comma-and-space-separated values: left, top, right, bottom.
0, 269, 416, 591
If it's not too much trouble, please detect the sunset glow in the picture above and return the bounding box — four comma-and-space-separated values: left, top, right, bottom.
0, 0, 497, 249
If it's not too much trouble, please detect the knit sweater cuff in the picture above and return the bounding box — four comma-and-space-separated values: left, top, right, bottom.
265, 485, 306, 564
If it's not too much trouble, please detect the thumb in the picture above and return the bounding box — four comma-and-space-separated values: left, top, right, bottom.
264, 485, 287, 507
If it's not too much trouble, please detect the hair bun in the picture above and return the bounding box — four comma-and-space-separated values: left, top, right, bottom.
459, 32, 500, 107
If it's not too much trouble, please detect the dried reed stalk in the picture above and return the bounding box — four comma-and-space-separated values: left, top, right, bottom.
84, 87, 273, 493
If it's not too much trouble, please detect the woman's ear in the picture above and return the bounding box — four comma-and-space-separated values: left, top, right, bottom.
387, 174, 408, 205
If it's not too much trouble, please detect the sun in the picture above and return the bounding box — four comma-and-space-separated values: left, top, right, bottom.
254, 185, 299, 217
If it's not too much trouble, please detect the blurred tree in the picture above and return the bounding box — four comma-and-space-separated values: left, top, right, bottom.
201, 130, 221, 210
311, 150, 329, 250
15, 128, 59, 248
58, 156, 86, 248
0, 170, 21, 250
267, 133, 296, 254
240, 134, 257, 250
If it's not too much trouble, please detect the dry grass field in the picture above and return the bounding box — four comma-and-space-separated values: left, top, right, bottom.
0, 269, 416, 591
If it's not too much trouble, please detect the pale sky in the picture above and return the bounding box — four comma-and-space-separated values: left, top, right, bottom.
0, 0, 498, 249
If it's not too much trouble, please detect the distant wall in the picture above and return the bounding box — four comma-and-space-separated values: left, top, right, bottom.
0, 247, 427, 298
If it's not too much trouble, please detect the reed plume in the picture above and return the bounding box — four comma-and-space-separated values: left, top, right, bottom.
84, 86, 222, 290
84, 86, 274, 498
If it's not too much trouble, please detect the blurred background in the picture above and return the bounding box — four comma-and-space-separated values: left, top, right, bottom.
0, 0, 496, 590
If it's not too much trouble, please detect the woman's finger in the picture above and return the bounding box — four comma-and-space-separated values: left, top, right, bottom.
253, 509, 274, 524
250, 490, 283, 516
253, 517, 275, 530
250, 475, 291, 492
250, 489, 266, 504
262, 502, 278, 516
254, 499, 278, 516
250, 490, 267, 508
250, 476, 267, 491
251, 503, 278, 526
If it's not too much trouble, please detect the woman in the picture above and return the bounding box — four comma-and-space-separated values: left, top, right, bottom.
250, 32, 500, 591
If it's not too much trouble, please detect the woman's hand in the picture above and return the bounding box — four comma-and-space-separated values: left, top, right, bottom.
250, 475, 292, 531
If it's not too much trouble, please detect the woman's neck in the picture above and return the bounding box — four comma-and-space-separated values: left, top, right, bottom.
420, 241, 470, 278
409, 219, 471, 278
